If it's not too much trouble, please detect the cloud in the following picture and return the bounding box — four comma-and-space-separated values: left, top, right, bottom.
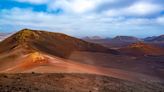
125, 1, 163, 16
1, 0, 164, 37
0, 7, 96, 36
48, 0, 100, 14
14, 0, 49, 4
13, 0, 164, 16
157, 16, 164, 25
104, 1, 163, 17
1, 7, 164, 37
14, 0, 118, 14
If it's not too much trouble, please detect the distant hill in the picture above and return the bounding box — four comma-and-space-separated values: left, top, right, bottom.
112, 36, 141, 42
83, 36, 140, 42
143, 36, 157, 41
0, 29, 119, 58
82, 36, 109, 41
144, 35, 164, 42
0, 33, 12, 41
83, 36, 141, 48
119, 42, 164, 56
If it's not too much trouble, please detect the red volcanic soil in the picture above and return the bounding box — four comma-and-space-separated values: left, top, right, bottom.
0, 52, 162, 83
119, 42, 164, 56
0, 73, 163, 92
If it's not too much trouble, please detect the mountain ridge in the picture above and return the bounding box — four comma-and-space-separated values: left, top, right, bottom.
144, 35, 164, 42
0, 29, 119, 58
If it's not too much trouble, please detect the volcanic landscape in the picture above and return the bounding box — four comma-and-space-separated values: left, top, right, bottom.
0, 29, 164, 92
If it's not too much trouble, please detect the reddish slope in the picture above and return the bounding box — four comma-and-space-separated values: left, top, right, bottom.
119, 42, 164, 56
0, 52, 160, 82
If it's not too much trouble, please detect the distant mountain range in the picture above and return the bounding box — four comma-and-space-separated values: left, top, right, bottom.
83, 36, 106, 40
83, 35, 164, 42
83, 35, 164, 48
144, 35, 164, 42
82, 36, 140, 48
112, 36, 140, 42
0, 33, 12, 41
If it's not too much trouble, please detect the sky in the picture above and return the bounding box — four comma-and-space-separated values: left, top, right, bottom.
0, 0, 164, 37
